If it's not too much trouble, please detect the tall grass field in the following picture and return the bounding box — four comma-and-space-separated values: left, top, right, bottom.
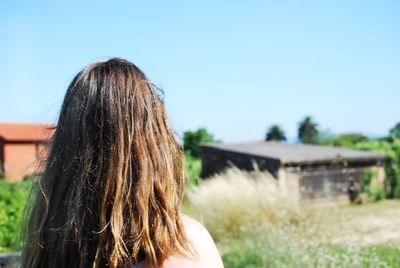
187, 167, 400, 268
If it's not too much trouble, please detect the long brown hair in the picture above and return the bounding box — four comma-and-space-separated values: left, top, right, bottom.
20, 58, 191, 267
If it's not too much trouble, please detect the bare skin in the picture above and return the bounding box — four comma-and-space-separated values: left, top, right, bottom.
143, 215, 224, 268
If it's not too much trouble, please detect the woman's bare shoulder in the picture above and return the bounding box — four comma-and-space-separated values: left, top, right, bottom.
162, 214, 224, 268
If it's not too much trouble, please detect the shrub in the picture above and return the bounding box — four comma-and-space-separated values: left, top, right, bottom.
0, 179, 32, 252
352, 139, 400, 198
184, 154, 201, 187
362, 168, 386, 201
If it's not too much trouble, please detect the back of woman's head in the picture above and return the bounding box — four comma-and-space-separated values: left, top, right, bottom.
21, 58, 190, 268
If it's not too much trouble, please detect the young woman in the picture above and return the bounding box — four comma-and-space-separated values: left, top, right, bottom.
20, 58, 224, 268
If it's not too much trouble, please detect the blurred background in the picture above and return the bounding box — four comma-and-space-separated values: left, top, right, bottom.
0, 1, 399, 267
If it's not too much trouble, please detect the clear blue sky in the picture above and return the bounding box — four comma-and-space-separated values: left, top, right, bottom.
1, 0, 399, 142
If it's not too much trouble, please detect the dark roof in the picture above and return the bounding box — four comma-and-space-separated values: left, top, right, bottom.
201, 141, 387, 165
0, 122, 55, 142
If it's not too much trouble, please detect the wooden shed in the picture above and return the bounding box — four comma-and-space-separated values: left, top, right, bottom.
200, 141, 386, 202
0, 122, 54, 180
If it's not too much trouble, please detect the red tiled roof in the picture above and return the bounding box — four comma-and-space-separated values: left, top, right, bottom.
0, 122, 55, 142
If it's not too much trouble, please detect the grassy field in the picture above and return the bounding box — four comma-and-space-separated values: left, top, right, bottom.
187, 168, 400, 268
305, 200, 400, 246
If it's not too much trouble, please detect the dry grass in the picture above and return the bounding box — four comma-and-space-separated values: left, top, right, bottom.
306, 200, 400, 246
188, 167, 301, 241
186, 168, 400, 268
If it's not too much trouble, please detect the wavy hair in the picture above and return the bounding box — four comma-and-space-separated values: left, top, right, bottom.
20, 58, 191, 267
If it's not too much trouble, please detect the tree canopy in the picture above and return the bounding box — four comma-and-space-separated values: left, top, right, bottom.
183, 128, 216, 157
265, 124, 286, 142
390, 122, 400, 139
298, 116, 319, 144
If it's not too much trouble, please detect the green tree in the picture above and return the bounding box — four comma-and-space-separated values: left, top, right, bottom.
332, 133, 369, 147
298, 116, 319, 144
316, 130, 336, 145
265, 125, 286, 142
183, 128, 215, 157
351, 139, 400, 199
389, 122, 400, 139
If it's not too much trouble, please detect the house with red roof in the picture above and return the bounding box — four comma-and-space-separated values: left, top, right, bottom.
0, 122, 55, 180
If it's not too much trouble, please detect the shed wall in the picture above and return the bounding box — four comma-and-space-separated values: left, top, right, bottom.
278, 167, 300, 203
201, 145, 386, 202
298, 167, 364, 199
201, 147, 280, 178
